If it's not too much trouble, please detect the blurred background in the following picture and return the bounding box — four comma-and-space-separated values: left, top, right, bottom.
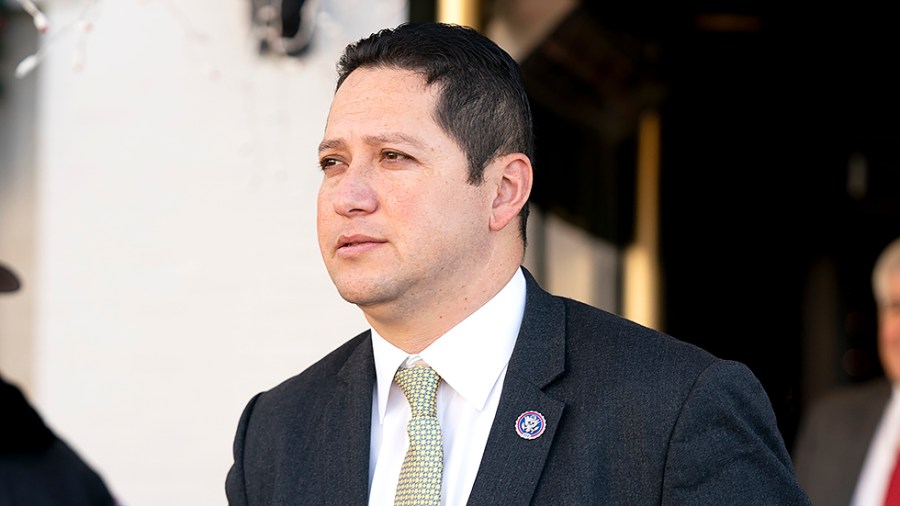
1, 0, 898, 503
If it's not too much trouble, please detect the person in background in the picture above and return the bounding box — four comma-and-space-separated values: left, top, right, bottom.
0, 262, 118, 506
225, 21, 810, 505
794, 236, 900, 506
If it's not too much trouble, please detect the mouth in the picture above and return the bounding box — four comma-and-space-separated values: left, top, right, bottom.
337, 235, 385, 255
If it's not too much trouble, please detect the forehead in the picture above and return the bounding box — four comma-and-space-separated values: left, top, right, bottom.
323, 67, 449, 148
331, 67, 438, 117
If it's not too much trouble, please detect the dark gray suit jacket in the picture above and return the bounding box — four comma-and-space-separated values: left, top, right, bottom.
226, 268, 810, 505
792, 378, 891, 506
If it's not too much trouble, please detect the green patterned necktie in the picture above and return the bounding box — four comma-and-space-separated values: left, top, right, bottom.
393, 364, 443, 506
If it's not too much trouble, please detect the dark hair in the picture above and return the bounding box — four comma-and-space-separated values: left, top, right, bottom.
335, 22, 533, 243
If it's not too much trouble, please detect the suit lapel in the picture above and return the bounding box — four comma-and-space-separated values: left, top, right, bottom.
467, 268, 566, 505
318, 332, 375, 504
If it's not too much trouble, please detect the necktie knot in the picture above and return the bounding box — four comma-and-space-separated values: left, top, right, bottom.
394, 365, 441, 418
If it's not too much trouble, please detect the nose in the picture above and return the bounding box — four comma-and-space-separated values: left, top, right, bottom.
328, 163, 378, 217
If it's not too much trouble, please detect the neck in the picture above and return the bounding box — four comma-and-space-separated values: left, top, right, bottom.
364, 262, 521, 354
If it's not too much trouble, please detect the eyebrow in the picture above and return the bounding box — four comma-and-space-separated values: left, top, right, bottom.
317, 139, 344, 154
318, 133, 425, 155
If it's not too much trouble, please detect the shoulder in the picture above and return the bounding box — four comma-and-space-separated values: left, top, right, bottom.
523, 279, 755, 420
804, 377, 891, 420
229, 329, 374, 457
520, 267, 732, 389
521, 266, 717, 370
256, 330, 373, 407
558, 294, 720, 376
0, 438, 116, 505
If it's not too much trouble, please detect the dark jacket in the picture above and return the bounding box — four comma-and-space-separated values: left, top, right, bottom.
227, 268, 810, 505
0, 374, 116, 506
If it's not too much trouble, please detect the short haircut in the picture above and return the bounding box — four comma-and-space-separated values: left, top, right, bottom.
335, 22, 534, 242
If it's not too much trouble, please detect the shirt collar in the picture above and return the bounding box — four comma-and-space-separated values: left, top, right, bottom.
371, 267, 526, 423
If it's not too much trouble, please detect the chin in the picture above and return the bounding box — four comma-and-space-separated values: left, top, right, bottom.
333, 279, 380, 306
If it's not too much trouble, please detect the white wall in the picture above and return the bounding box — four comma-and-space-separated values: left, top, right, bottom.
1, 0, 405, 504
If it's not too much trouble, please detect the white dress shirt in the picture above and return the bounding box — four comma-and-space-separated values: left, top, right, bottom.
367, 268, 526, 506
852, 383, 900, 506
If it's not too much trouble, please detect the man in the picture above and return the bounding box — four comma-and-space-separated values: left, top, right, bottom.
0, 262, 118, 505
794, 236, 900, 506
226, 22, 810, 505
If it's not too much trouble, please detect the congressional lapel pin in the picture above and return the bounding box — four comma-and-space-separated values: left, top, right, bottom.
515, 411, 546, 440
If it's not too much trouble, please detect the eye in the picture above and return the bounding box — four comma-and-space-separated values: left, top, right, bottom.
381, 150, 411, 162
319, 157, 343, 171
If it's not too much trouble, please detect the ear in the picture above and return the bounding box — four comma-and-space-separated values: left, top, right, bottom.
488, 153, 533, 233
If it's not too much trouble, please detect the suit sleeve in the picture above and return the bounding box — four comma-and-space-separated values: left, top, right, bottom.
226, 392, 262, 506
661, 360, 811, 505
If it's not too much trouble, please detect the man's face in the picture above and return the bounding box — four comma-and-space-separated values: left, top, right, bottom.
879, 272, 900, 381
317, 67, 494, 320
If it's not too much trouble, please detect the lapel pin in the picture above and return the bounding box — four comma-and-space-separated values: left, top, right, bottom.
515, 410, 546, 440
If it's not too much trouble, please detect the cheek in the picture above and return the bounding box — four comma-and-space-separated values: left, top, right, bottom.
386, 178, 445, 217
885, 313, 900, 341
317, 177, 336, 205
880, 313, 900, 364
315, 190, 333, 244
393, 200, 446, 255
315, 193, 326, 225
